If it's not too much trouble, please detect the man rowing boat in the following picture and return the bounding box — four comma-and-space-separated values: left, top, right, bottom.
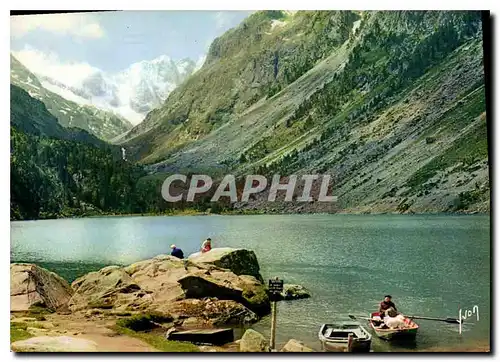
376, 296, 406, 330
379, 295, 397, 317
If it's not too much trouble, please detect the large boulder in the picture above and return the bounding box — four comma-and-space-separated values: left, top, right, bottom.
177, 271, 270, 316
69, 265, 152, 312
188, 248, 263, 282
68, 251, 270, 321
160, 298, 259, 326
280, 339, 314, 352
279, 284, 311, 301
177, 274, 245, 301
10, 263, 73, 312
123, 255, 188, 305
239, 329, 270, 352
11, 336, 98, 352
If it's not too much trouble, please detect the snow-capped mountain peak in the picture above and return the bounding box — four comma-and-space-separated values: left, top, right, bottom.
18, 54, 197, 125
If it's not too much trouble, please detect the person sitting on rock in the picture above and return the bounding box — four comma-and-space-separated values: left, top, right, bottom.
170, 244, 184, 259
201, 238, 212, 253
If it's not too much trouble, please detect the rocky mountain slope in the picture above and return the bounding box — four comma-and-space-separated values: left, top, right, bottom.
11, 55, 133, 141
119, 11, 489, 214
120, 11, 359, 158
36, 55, 197, 126
10, 84, 110, 148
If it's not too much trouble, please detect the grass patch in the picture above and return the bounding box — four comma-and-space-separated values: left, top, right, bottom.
111, 317, 199, 352
11, 305, 52, 321
163, 208, 205, 216
29, 322, 49, 329
361, 48, 388, 64
11, 322, 32, 343
28, 304, 52, 315
116, 313, 173, 332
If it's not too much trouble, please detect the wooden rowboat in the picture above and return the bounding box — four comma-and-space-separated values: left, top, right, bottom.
318, 322, 372, 352
166, 328, 234, 345
369, 312, 419, 340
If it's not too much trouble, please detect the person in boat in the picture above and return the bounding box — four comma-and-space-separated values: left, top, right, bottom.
201, 238, 212, 253
379, 295, 397, 317
383, 308, 406, 329
170, 244, 184, 259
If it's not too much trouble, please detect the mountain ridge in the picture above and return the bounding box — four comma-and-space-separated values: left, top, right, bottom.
117, 10, 489, 214
10, 83, 116, 150
120, 10, 360, 157
11, 54, 133, 141
13, 53, 198, 125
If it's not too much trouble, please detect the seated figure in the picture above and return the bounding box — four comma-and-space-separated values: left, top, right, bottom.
383, 308, 406, 329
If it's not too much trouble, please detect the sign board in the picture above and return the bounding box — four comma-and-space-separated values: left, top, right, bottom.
268, 278, 283, 350
269, 279, 284, 294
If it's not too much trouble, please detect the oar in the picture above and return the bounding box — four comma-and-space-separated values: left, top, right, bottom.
348, 315, 372, 321
349, 314, 463, 325
404, 315, 462, 324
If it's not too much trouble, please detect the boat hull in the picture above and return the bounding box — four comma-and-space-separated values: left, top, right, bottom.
166, 328, 234, 345
369, 312, 419, 340
321, 339, 372, 352
371, 326, 418, 340
318, 323, 372, 352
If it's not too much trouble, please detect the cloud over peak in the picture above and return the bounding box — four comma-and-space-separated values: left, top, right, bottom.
11, 12, 105, 39
12, 46, 99, 86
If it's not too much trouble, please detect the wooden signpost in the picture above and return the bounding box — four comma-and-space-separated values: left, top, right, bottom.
268, 277, 284, 351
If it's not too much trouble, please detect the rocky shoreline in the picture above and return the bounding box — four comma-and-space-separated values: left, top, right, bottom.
10, 209, 489, 222
10, 247, 489, 353
10, 248, 312, 352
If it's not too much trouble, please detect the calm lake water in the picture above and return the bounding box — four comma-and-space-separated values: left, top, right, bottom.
11, 214, 490, 352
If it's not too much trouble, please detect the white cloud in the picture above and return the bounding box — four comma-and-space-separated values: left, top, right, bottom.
12, 46, 99, 86
10, 13, 105, 39
214, 11, 233, 31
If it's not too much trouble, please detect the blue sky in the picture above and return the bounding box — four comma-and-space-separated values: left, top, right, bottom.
10, 11, 252, 73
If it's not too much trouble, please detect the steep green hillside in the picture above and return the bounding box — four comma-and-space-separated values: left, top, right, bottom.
11, 126, 145, 220
10, 55, 133, 141
10, 85, 138, 219
121, 11, 359, 160
10, 83, 226, 220
120, 10, 489, 214
10, 84, 111, 148
11, 84, 66, 139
